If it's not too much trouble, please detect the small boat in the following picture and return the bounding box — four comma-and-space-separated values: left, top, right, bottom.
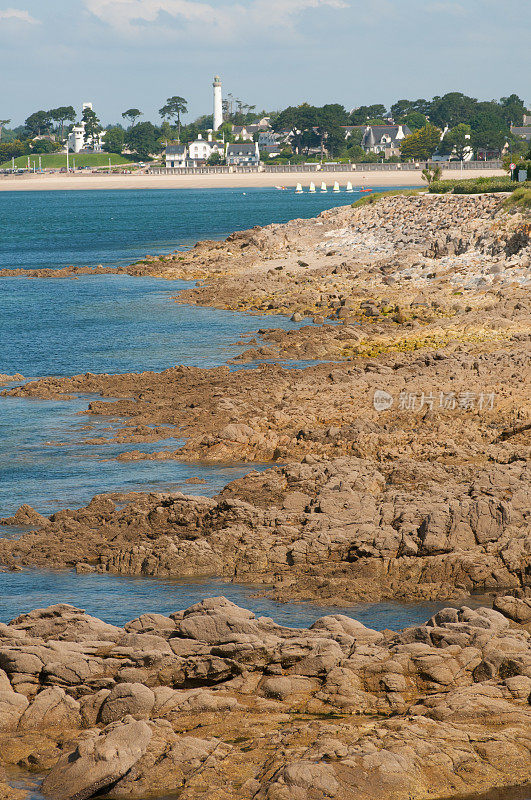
295, 183, 303, 194
309, 182, 316, 193
320, 182, 327, 192
360, 188, 372, 193
333, 181, 340, 193
275, 185, 288, 190
345, 181, 353, 193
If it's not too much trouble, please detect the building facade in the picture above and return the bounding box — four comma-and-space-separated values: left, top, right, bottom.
165, 144, 187, 168
225, 142, 260, 166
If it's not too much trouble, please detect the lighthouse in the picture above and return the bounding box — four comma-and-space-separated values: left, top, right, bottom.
213, 75, 223, 131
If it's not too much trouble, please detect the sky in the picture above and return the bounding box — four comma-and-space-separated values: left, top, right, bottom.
0, 0, 530, 127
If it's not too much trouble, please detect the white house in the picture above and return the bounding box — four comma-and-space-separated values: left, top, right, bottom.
165, 144, 187, 168
67, 103, 106, 154
188, 134, 223, 165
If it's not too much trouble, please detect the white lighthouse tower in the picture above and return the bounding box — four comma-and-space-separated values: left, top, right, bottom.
213, 75, 223, 131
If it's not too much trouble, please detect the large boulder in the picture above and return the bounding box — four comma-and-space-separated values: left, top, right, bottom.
41, 718, 152, 800
8, 605, 122, 643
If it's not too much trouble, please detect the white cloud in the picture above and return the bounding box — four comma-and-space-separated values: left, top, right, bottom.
0, 7, 39, 23
84, 0, 347, 34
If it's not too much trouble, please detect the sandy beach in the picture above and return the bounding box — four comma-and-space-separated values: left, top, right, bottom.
0, 167, 504, 191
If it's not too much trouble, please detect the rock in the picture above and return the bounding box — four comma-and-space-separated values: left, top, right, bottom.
98, 683, 155, 725
493, 595, 531, 624
8, 604, 122, 642
41, 718, 152, 800
0, 689, 29, 730
18, 687, 81, 731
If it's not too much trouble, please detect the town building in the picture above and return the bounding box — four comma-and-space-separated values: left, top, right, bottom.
188, 133, 223, 164
510, 118, 531, 142
165, 144, 187, 168
225, 142, 260, 166
360, 124, 411, 156
67, 103, 106, 154
258, 130, 281, 155
164, 134, 224, 168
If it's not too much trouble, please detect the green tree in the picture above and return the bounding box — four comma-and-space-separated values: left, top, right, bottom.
30, 139, 62, 154
48, 106, 76, 140
122, 108, 143, 128
499, 94, 525, 126
207, 151, 224, 166
24, 110, 52, 137
391, 98, 430, 120
0, 119, 10, 142
350, 104, 387, 124
429, 92, 477, 128
126, 121, 160, 159
400, 123, 442, 160
0, 140, 27, 162
439, 123, 472, 159
82, 106, 102, 149
159, 96, 187, 142
103, 126, 125, 154
399, 111, 427, 131
470, 108, 508, 154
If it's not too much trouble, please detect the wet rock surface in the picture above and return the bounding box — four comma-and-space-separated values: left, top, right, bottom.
0, 600, 529, 799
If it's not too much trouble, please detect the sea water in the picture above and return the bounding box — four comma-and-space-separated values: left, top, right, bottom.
0, 186, 369, 271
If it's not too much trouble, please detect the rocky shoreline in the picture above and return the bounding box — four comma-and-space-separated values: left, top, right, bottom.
0, 599, 530, 800
0, 192, 530, 799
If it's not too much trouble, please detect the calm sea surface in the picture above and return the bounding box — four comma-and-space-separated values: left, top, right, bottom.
0, 186, 372, 271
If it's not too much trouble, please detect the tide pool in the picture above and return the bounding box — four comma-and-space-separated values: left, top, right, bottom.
0, 567, 486, 632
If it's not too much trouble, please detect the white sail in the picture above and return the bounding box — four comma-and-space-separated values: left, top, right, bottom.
295, 183, 303, 194
346, 181, 353, 193
320, 182, 327, 192
333, 181, 340, 192
309, 181, 316, 193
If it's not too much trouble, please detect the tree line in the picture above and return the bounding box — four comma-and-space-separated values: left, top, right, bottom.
1, 90, 529, 164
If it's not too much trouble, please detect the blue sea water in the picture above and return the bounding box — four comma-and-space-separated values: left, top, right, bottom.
0, 187, 368, 271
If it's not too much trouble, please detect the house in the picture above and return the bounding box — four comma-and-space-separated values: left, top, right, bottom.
187, 134, 223, 165
510, 122, 531, 142
67, 103, 106, 154
361, 125, 412, 156
165, 144, 187, 168
258, 130, 281, 155
225, 142, 260, 166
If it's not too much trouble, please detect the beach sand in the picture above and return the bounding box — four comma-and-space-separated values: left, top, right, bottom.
0, 167, 504, 191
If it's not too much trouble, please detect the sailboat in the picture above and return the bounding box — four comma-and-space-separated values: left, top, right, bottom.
345, 181, 353, 193
309, 182, 316, 193
295, 183, 303, 194
320, 181, 327, 193
333, 181, 340, 193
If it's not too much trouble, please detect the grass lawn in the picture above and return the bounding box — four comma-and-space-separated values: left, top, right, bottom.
0, 153, 135, 170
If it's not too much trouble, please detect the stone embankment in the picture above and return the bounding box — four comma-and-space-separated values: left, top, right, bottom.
0, 599, 530, 800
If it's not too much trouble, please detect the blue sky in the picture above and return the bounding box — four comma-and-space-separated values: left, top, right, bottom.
1, 0, 529, 126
